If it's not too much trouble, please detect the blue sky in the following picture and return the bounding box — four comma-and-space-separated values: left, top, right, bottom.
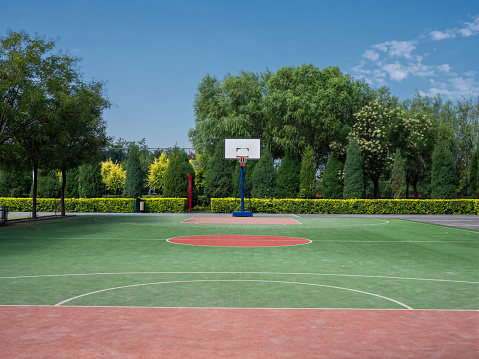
2, 0, 478, 149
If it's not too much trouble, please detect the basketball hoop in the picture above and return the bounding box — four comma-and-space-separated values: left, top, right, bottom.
237, 156, 248, 167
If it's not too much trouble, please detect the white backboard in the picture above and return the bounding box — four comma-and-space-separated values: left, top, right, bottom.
224, 138, 261, 160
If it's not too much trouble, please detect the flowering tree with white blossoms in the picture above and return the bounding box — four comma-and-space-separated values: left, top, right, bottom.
348, 101, 400, 198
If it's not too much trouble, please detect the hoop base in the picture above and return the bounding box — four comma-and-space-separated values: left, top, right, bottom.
233, 211, 253, 217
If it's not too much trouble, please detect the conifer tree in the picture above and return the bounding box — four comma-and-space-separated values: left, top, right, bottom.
205, 143, 234, 199
343, 140, 364, 199
79, 163, 105, 198
470, 147, 479, 198
391, 149, 407, 199
163, 146, 197, 204
277, 150, 300, 198
299, 146, 316, 199
431, 144, 457, 199
251, 148, 278, 198
123, 145, 145, 198
322, 152, 344, 199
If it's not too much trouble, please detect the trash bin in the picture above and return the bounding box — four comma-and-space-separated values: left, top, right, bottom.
134, 198, 144, 213
0, 206, 8, 224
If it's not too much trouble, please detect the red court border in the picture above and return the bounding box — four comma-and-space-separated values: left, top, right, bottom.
1, 306, 477, 358
181, 217, 302, 225
167, 235, 311, 247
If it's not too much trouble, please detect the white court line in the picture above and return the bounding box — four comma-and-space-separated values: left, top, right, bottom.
3, 271, 477, 284
53, 279, 413, 309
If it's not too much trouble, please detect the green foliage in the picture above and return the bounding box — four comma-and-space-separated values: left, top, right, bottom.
431, 144, 457, 199
391, 149, 407, 199
79, 163, 105, 198
64, 168, 80, 198
123, 145, 145, 198
299, 146, 316, 199
322, 153, 344, 199
101, 159, 126, 195
163, 147, 196, 202
251, 149, 278, 198
343, 140, 364, 199
0, 30, 78, 145
277, 151, 300, 198
0, 197, 187, 213
210, 198, 479, 215
0, 168, 32, 197
204, 143, 234, 199
36, 170, 60, 198
470, 147, 479, 198
147, 152, 168, 193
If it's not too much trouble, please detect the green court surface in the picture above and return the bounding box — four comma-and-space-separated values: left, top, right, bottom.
0, 215, 477, 310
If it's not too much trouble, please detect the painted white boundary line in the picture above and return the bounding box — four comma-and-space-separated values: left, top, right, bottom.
2, 271, 477, 284
53, 279, 413, 309
3, 304, 478, 312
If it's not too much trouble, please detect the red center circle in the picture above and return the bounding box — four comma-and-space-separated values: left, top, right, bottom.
167, 235, 311, 247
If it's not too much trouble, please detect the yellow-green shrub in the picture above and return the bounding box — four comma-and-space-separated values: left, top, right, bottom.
0, 197, 188, 213
210, 198, 479, 215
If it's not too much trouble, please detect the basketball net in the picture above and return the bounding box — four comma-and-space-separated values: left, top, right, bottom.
237, 156, 247, 167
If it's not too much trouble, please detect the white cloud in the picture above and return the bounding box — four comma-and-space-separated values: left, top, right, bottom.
429, 30, 455, 40
351, 14, 479, 99
363, 50, 379, 61
373, 40, 417, 59
382, 62, 409, 81
429, 14, 479, 40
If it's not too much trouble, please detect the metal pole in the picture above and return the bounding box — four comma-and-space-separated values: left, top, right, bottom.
240, 166, 245, 213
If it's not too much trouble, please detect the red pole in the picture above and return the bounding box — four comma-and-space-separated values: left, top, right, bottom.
188, 174, 192, 213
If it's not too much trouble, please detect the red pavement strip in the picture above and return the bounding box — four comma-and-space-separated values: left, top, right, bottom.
167, 235, 311, 247
181, 217, 302, 224
1, 306, 477, 358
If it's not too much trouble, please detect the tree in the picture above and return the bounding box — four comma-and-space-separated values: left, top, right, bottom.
79, 162, 104, 198
36, 170, 60, 198
204, 143, 234, 199
343, 140, 364, 199
0, 167, 32, 197
431, 144, 457, 199
189, 71, 267, 158
147, 152, 168, 194
470, 146, 479, 198
123, 144, 145, 198
277, 150, 300, 198
163, 146, 194, 199
101, 159, 125, 195
263, 65, 369, 163
52, 81, 110, 214
299, 146, 316, 199
322, 153, 344, 199
65, 168, 80, 198
0, 30, 77, 145
251, 148, 278, 198
391, 149, 407, 199
348, 101, 398, 198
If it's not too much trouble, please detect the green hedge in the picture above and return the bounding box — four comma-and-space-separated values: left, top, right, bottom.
0, 198, 187, 213
211, 198, 479, 215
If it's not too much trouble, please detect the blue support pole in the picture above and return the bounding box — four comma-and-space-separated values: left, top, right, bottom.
233, 163, 253, 217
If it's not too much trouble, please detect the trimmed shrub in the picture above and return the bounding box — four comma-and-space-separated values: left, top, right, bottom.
0, 197, 187, 213
36, 170, 61, 198
210, 197, 479, 215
